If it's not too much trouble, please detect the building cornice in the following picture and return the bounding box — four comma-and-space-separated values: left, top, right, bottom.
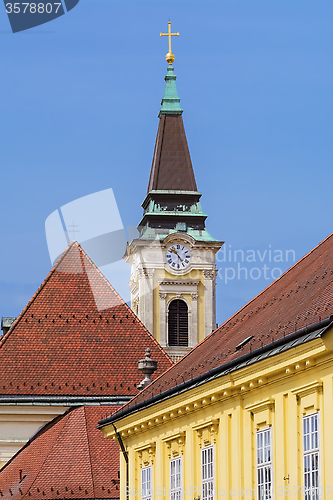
159, 279, 201, 287
0, 395, 134, 405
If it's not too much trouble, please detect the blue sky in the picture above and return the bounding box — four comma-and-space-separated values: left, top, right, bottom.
0, 0, 332, 325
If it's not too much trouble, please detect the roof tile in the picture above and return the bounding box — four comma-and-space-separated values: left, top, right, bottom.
0, 242, 173, 398
0, 405, 122, 500
117, 232, 333, 411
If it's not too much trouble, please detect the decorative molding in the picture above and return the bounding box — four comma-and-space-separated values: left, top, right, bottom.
130, 282, 139, 295
164, 346, 193, 362
192, 418, 219, 447
191, 292, 199, 300
134, 442, 156, 466
166, 294, 188, 307
137, 268, 155, 279
162, 430, 186, 443
159, 292, 167, 300
291, 381, 323, 398
134, 441, 157, 453
202, 269, 218, 280
162, 233, 196, 248
159, 279, 200, 287
192, 418, 219, 432
162, 431, 186, 458
291, 380, 323, 414
245, 398, 275, 429
245, 398, 275, 414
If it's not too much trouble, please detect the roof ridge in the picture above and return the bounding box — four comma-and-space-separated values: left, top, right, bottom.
80, 244, 172, 360
0, 407, 74, 474
21, 409, 76, 497
0, 241, 79, 349
120, 232, 333, 408
99, 318, 333, 429
80, 242, 126, 306
0, 241, 172, 364
213, 231, 333, 335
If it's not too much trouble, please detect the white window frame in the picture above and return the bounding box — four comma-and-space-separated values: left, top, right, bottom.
170, 456, 182, 500
257, 427, 273, 500
303, 412, 320, 500
141, 465, 152, 500
202, 445, 214, 500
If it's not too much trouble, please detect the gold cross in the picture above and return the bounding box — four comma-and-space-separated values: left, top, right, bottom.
160, 22, 179, 64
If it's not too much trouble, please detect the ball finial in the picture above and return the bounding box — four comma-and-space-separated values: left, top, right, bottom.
166, 52, 175, 64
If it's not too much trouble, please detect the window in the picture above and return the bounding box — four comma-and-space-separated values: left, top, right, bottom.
202, 445, 214, 500
141, 466, 152, 500
168, 299, 188, 346
303, 413, 320, 500
170, 457, 182, 500
257, 428, 272, 500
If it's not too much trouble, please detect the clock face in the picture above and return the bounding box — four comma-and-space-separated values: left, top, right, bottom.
166, 244, 191, 271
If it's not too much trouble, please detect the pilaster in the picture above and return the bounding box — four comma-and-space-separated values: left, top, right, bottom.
190, 292, 198, 347
159, 292, 167, 347
203, 269, 217, 337
137, 267, 155, 334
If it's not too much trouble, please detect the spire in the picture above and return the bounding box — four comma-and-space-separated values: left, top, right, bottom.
159, 22, 183, 117
147, 113, 197, 192
158, 65, 183, 117
147, 26, 196, 193
136, 24, 220, 242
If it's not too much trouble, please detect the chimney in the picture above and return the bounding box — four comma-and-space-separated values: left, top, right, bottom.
137, 348, 157, 390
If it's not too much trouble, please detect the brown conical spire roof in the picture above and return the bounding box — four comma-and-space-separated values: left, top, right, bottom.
147, 112, 197, 193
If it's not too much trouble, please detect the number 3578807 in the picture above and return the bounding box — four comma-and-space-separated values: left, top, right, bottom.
5, 3, 62, 14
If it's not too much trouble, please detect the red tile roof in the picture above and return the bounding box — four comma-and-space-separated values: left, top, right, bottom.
0, 405, 122, 500
114, 232, 333, 412
0, 242, 172, 399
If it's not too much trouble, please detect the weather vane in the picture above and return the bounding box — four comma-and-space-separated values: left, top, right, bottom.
160, 22, 179, 64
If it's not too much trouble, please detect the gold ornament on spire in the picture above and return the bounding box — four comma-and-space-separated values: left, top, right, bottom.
160, 22, 179, 64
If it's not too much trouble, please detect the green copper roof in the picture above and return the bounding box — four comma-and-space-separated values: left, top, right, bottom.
158, 64, 183, 118
138, 225, 221, 242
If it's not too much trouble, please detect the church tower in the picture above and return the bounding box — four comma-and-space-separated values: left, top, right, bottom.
125, 24, 223, 361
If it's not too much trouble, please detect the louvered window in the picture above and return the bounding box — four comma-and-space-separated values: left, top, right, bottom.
168, 299, 188, 347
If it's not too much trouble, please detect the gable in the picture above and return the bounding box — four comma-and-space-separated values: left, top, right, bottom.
0, 242, 173, 401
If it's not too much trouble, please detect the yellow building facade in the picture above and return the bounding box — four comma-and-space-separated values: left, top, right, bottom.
100, 320, 333, 500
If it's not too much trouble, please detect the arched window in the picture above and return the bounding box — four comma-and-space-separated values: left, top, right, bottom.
168, 299, 188, 347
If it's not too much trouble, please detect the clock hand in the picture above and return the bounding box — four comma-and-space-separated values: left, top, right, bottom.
170, 248, 183, 260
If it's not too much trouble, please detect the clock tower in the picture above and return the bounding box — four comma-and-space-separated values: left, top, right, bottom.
125, 26, 223, 361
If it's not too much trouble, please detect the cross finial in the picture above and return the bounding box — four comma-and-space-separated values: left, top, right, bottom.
160, 22, 179, 64
67, 221, 80, 242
